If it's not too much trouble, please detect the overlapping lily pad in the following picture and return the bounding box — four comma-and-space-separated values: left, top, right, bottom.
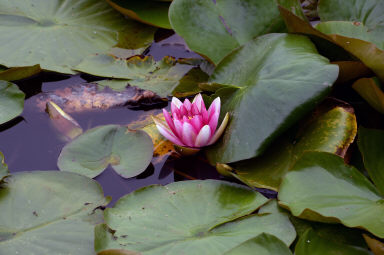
0, 171, 108, 254
169, 0, 304, 64
0, 0, 155, 74
107, 0, 172, 29
358, 127, 384, 196
58, 125, 153, 178
279, 151, 384, 238
95, 181, 296, 254
353, 77, 384, 114
224, 233, 293, 255
220, 105, 357, 190
279, 0, 384, 81
205, 33, 339, 164
0, 81, 25, 125
76, 55, 208, 98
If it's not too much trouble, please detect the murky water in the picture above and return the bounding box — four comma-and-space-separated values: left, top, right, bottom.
0, 33, 228, 205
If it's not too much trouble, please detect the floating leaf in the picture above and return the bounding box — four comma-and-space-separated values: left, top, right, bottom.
0, 171, 108, 254
169, 0, 304, 64
358, 127, 384, 196
107, 0, 171, 29
76, 56, 207, 98
333, 61, 372, 84
95, 181, 296, 254
0, 0, 155, 74
0, 152, 9, 182
279, 151, 384, 238
98, 250, 140, 255
295, 229, 372, 255
46, 101, 83, 141
279, 4, 384, 81
58, 125, 153, 178
205, 33, 338, 164
353, 77, 384, 114
224, 233, 293, 255
0, 65, 41, 81
363, 234, 384, 255
0, 81, 25, 125
221, 105, 357, 191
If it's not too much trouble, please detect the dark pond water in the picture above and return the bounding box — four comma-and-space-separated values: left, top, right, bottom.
0, 33, 231, 205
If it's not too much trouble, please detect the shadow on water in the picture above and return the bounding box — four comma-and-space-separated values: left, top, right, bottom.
0, 33, 233, 205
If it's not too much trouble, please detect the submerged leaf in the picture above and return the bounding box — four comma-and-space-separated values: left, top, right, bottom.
58, 125, 153, 178
0, 80, 25, 125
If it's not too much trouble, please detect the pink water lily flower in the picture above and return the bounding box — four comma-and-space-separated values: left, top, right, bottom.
153, 94, 229, 148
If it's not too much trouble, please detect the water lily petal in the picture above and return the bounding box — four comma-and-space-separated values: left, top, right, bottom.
171, 97, 183, 116
191, 103, 199, 115
183, 98, 192, 112
195, 125, 211, 147
181, 122, 197, 147
172, 97, 183, 108
157, 124, 185, 146
180, 105, 188, 116
207, 97, 220, 120
192, 93, 204, 112
190, 115, 203, 133
208, 111, 219, 133
208, 112, 229, 145
163, 109, 176, 134
201, 105, 209, 123
173, 118, 184, 139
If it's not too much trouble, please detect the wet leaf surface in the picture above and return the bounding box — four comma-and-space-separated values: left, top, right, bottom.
279, 151, 384, 238
353, 77, 384, 114
58, 125, 154, 178
95, 181, 296, 255
0, 81, 25, 125
0, 171, 108, 255
205, 33, 338, 163
0, 0, 156, 74
169, 0, 303, 64
223, 105, 357, 191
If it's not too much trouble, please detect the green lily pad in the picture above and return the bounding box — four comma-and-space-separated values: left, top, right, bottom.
279, 3, 384, 81
107, 0, 171, 29
169, 0, 304, 64
0, 65, 41, 81
358, 127, 384, 196
76, 55, 207, 98
224, 233, 293, 255
58, 125, 153, 178
205, 33, 339, 164
0, 171, 108, 254
295, 229, 372, 255
95, 181, 296, 254
278, 151, 384, 238
353, 77, 384, 114
0, 152, 8, 182
221, 105, 357, 191
0, 81, 25, 125
0, 0, 155, 74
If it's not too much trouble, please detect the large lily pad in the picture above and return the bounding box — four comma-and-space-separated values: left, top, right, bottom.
0, 152, 8, 182
295, 229, 372, 255
58, 125, 153, 178
0, 0, 155, 74
95, 181, 296, 254
358, 127, 384, 196
224, 233, 293, 255
205, 33, 339, 164
169, 0, 303, 64
0, 171, 108, 254
278, 151, 384, 238
279, 3, 384, 81
221, 105, 357, 191
107, 0, 171, 29
0, 81, 25, 125
75, 55, 208, 98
